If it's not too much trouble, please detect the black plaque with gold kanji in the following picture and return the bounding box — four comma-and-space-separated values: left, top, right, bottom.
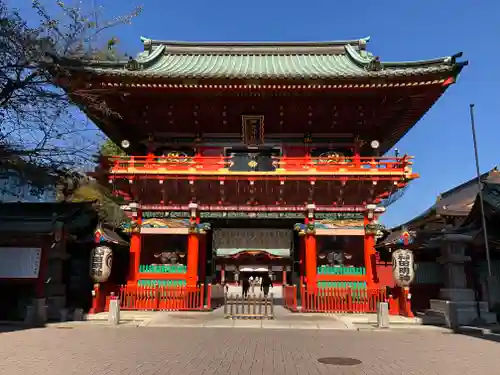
242, 115, 264, 145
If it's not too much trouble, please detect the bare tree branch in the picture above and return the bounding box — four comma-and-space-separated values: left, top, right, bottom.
0, 0, 142, 181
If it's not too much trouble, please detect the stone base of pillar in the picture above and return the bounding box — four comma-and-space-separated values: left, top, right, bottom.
429, 287, 497, 325
25, 298, 47, 326
486, 276, 500, 309
440, 288, 475, 301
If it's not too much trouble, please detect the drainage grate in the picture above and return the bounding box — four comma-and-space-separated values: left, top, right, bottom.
317, 357, 362, 366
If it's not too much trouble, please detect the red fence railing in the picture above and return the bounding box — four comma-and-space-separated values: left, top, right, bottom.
300, 286, 387, 313
283, 285, 298, 312
105, 284, 205, 311
209, 283, 226, 310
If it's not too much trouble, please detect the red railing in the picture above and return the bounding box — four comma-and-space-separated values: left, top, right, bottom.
107, 155, 412, 174
300, 285, 387, 313
283, 285, 298, 312
104, 284, 205, 311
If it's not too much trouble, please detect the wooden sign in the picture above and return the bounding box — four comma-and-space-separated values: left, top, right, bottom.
314, 212, 364, 220
242, 115, 264, 145
392, 249, 415, 287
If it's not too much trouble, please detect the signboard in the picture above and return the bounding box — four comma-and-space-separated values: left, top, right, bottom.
242, 115, 264, 145
392, 249, 415, 287
314, 212, 364, 220
142, 211, 189, 219
90, 246, 113, 283
0, 247, 41, 279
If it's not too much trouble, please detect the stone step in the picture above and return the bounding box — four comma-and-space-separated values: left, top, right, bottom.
416, 310, 447, 326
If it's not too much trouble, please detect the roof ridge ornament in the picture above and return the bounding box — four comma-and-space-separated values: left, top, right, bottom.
141, 36, 153, 53
124, 56, 141, 71
366, 56, 383, 71
358, 37, 370, 50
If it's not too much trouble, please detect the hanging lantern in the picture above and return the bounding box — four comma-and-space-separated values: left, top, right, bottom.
90, 246, 113, 283
392, 249, 415, 287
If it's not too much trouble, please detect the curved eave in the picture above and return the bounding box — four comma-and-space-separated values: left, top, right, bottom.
62, 60, 458, 81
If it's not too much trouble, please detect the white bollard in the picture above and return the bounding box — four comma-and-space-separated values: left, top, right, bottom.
108, 296, 120, 326
377, 302, 390, 329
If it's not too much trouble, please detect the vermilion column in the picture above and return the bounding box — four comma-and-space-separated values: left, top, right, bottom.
305, 234, 317, 290
363, 216, 375, 289
129, 233, 141, 284
187, 233, 200, 286
128, 212, 142, 284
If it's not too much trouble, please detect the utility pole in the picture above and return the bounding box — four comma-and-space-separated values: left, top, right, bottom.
469, 104, 494, 308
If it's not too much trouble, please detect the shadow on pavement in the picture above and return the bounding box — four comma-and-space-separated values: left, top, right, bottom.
444, 326, 500, 344
0, 323, 45, 333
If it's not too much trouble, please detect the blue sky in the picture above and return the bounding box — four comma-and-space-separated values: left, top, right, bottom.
14, 0, 499, 227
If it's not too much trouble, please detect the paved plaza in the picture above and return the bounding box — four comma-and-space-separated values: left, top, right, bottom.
0, 325, 499, 375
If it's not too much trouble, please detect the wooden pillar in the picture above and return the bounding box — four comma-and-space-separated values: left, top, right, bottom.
187, 233, 200, 286
282, 268, 287, 285
364, 215, 375, 289
305, 234, 317, 290
35, 238, 51, 298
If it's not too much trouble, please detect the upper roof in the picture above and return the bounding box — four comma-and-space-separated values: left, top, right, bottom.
62, 36, 467, 80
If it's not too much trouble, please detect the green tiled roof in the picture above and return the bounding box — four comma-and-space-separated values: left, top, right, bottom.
64, 37, 466, 80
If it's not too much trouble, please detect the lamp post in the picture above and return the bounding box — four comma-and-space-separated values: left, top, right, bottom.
469, 104, 494, 307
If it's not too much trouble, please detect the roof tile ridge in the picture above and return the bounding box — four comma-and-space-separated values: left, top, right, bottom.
140, 36, 370, 48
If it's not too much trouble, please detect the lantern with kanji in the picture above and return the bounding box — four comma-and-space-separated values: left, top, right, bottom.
392, 249, 415, 287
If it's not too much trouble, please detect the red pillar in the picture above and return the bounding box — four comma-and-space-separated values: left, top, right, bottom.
282, 268, 287, 285
305, 234, 317, 290
363, 216, 375, 289
187, 233, 200, 286
129, 233, 141, 284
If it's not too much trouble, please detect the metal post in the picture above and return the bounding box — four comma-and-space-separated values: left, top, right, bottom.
269, 293, 275, 318
469, 104, 496, 309
223, 293, 228, 317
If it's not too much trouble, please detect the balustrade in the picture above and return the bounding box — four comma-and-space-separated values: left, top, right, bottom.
108, 155, 412, 174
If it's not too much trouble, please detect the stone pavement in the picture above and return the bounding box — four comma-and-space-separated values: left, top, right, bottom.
85, 307, 435, 330
0, 325, 499, 374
